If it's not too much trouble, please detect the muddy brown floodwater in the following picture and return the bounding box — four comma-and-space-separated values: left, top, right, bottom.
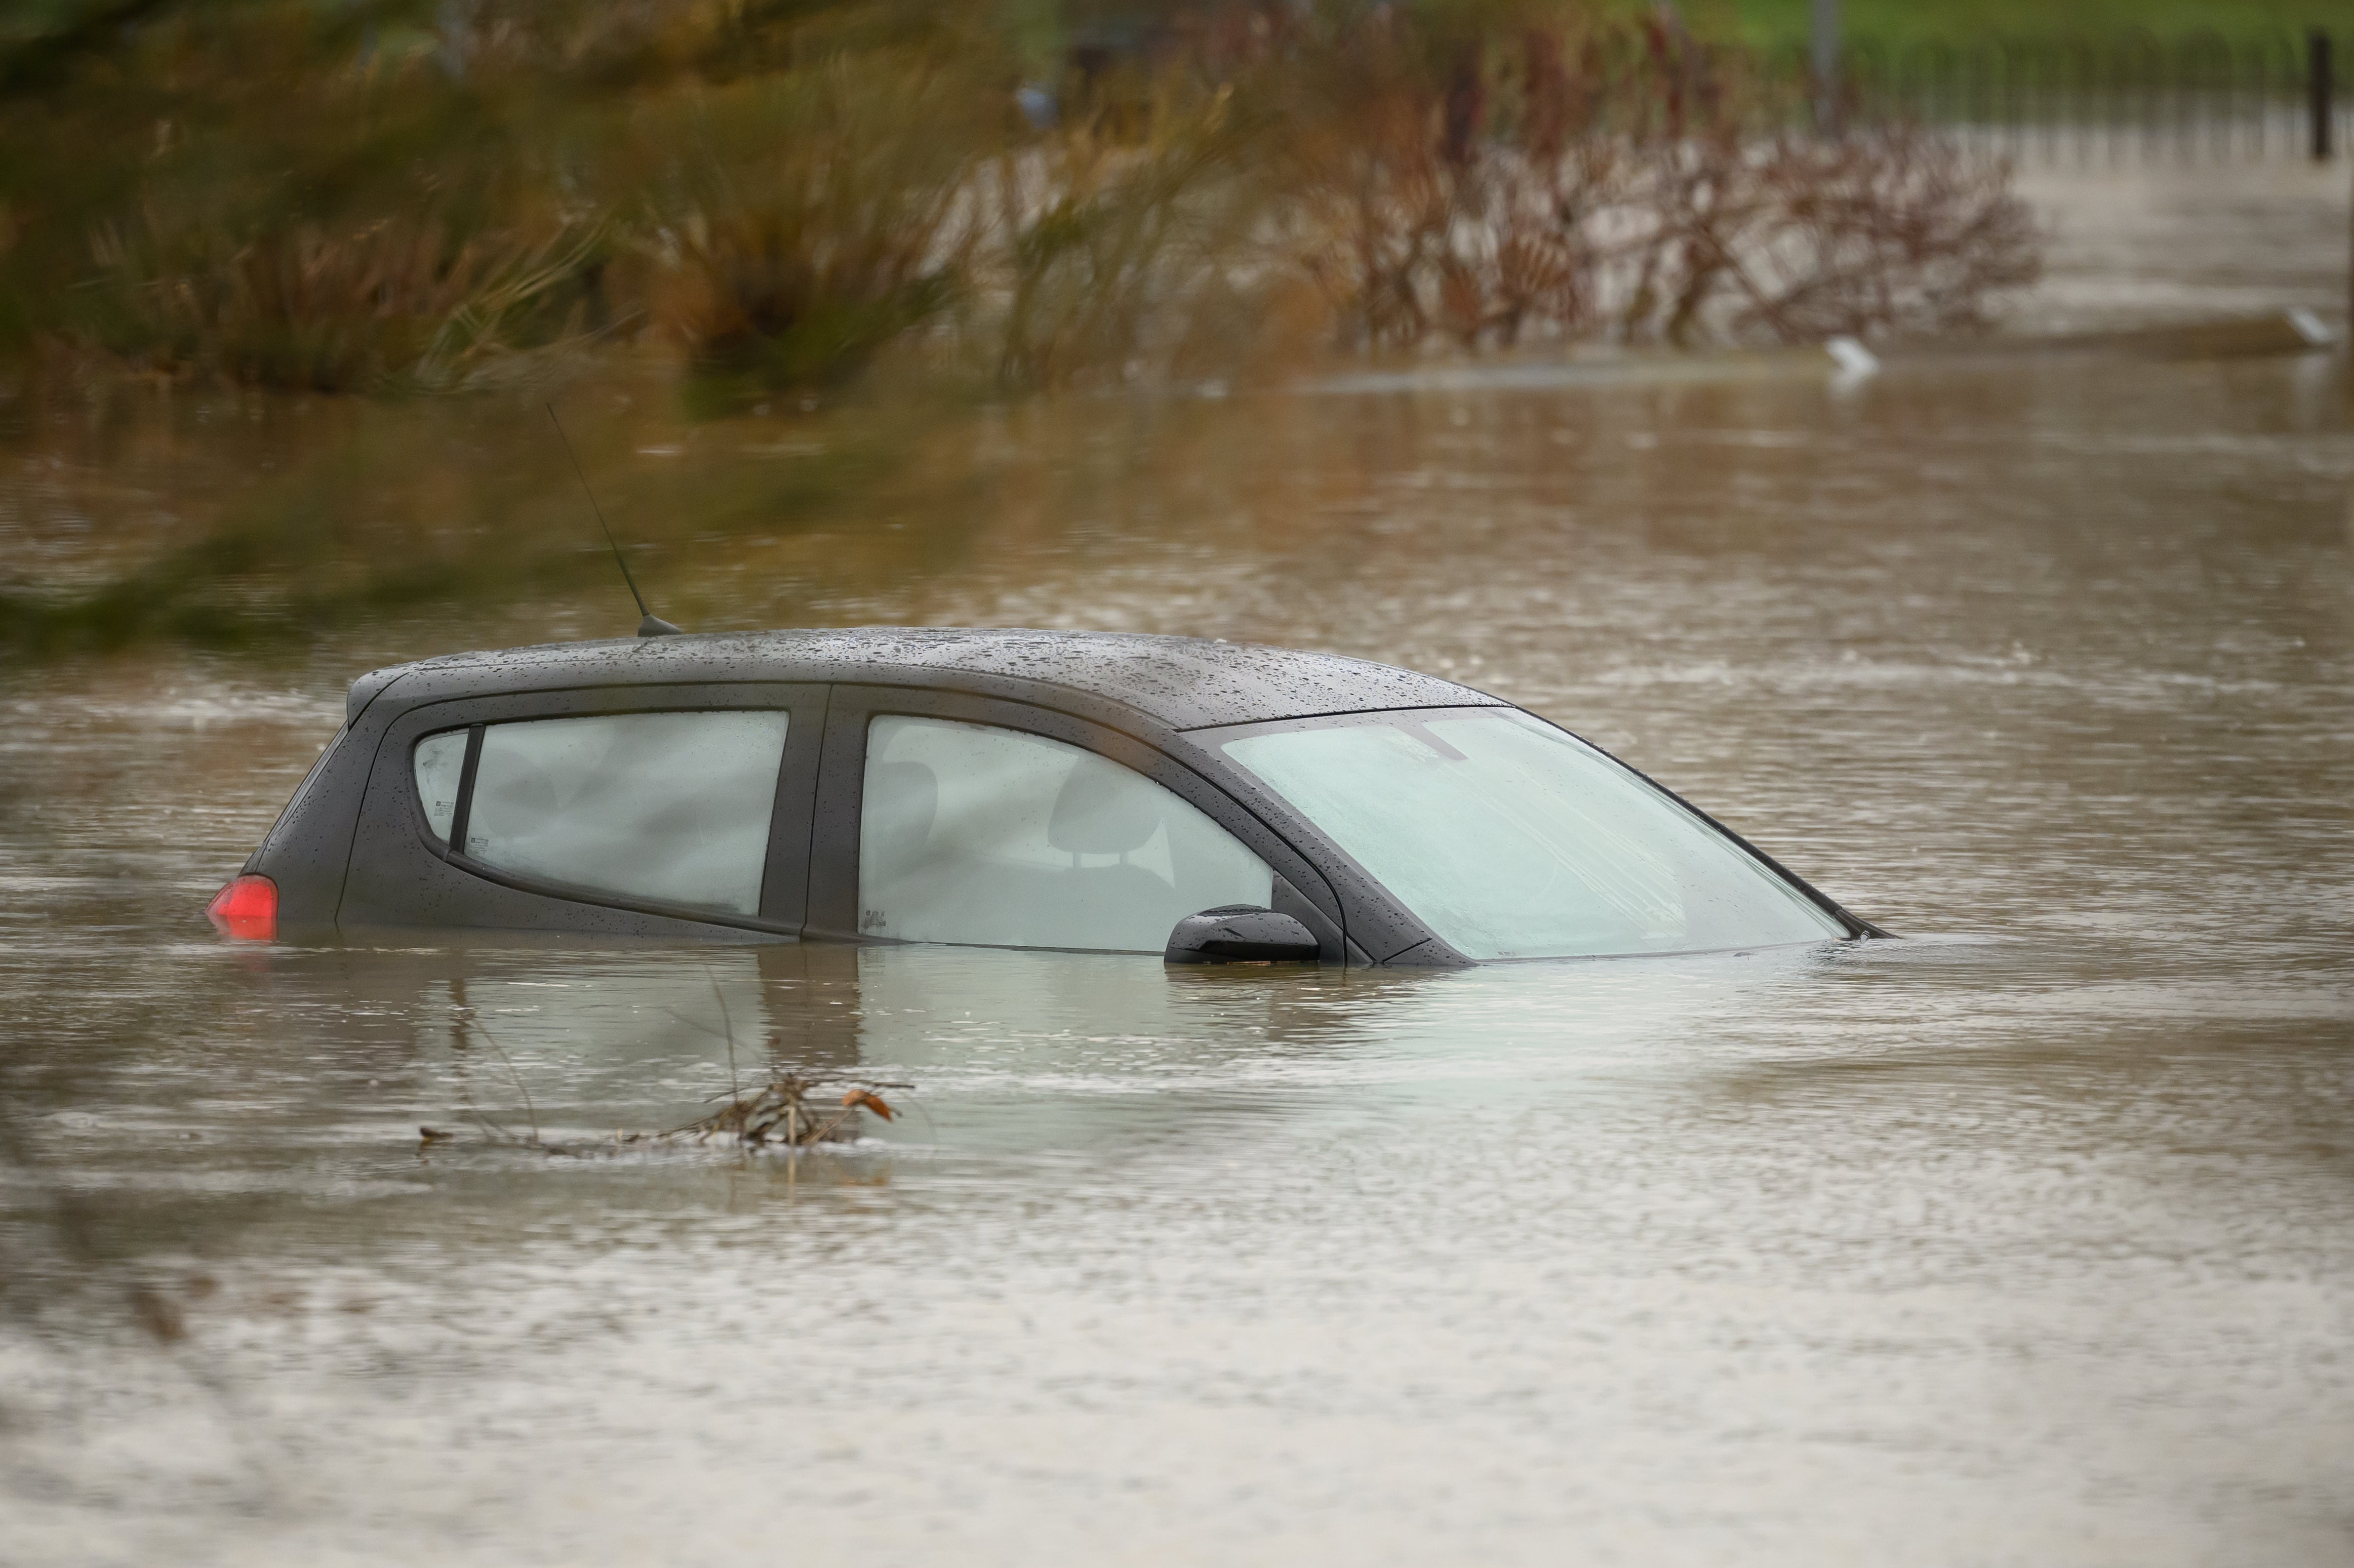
3, 189, 2353, 1563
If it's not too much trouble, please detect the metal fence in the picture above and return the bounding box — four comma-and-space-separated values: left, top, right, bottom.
1787, 30, 2351, 164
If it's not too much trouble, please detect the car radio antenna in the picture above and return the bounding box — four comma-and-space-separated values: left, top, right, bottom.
547, 402, 681, 638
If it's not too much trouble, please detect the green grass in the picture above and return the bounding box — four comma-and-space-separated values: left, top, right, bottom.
1724, 0, 2342, 48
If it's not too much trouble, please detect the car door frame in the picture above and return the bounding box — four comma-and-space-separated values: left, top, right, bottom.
338, 680, 828, 937
805, 684, 1354, 961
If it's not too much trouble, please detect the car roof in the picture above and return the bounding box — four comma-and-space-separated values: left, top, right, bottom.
349, 627, 1505, 733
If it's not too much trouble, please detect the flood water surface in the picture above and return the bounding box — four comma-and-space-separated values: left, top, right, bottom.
2, 346, 2350, 1565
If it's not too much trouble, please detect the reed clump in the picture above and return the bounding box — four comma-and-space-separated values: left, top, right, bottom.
3, 1, 625, 393
81, 213, 603, 393
631, 52, 999, 415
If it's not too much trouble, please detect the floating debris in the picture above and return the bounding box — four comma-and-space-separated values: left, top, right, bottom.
414, 1075, 911, 1158
618, 1074, 911, 1150
421, 972, 910, 1157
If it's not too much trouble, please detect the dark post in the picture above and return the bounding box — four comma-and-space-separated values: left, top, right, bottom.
2311, 29, 2335, 162
1811, 0, 1840, 133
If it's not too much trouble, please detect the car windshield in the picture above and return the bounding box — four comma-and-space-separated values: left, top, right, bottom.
1217, 708, 1846, 960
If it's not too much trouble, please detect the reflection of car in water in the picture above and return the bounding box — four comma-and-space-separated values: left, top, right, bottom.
208, 628, 1881, 964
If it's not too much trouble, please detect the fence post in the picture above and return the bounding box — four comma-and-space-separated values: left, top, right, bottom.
2311, 29, 2334, 160
1811, 0, 1840, 133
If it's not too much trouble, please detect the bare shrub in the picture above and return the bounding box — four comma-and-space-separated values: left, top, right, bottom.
1722, 129, 2041, 340
1270, 8, 2039, 355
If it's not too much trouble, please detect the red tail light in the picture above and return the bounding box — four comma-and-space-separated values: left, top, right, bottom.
206, 874, 278, 941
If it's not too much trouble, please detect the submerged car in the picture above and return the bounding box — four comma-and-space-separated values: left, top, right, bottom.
208, 628, 1880, 964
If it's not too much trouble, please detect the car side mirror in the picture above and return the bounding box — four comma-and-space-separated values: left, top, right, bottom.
1164, 905, 1322, 964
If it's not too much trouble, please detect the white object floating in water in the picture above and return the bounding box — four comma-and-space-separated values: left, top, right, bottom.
1824, 336, 1882, 378
2285, 307, 2335, 348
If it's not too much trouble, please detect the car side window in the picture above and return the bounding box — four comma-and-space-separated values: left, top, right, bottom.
430, 710, 789, 916
859, 715, 1272, 952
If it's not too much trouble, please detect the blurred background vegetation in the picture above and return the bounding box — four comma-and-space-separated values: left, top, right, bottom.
0, 0, 2319, 657
0, 0, 2076, 405
1724, 0, 2330, 48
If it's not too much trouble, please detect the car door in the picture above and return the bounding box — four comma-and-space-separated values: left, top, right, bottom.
339, 682, 828, 937
804, 685, 1347, 958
